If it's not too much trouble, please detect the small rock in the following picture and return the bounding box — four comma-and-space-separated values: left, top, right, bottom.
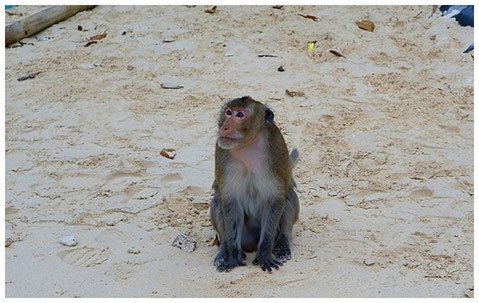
60, 236, 77, 247
363, 258, 375, 266
127, 248, 141, 254
328, 190, 338, 197
172, 234, 196, 252
465, 288, 474, 298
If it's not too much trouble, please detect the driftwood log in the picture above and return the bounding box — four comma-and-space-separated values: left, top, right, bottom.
5, 5, 96, 46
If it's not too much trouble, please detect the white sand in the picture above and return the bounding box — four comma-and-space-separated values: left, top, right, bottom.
5, 5, 473, 297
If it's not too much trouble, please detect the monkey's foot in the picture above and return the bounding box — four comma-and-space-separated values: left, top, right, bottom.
214, 250, 246, 272
253, 256, 283, 273
216, 258, 246, 272
213, 250, 228, 267
273, 247, 292, 263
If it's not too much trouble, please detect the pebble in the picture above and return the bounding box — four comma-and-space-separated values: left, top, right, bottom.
60, 236, 77, 247
328, 190, 338, 197
172, 234, 196, 252
127, 248, 141, 254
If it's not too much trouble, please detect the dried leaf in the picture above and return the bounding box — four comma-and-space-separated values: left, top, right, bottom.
414, 11, 423, 18
258, 54, 278, 58
285, 89, 305, 97
161, 84, 184, 89
17, 72, 41, 81
205, 6, 217, 14
89, 32, 107, 41
298, 14, 318, 22
160, 148, 177, 160
329, 50, 346, 58
272, 5, 284, 9
84, 40, 97, 47
213, 234, 220, 246
356, 20, 375, 32
162, 38, 176, 43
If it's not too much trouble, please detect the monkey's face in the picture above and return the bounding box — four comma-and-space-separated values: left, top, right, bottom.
217, 106, 255, 150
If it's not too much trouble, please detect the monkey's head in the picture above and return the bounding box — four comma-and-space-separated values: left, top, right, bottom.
217, 96, 274, 150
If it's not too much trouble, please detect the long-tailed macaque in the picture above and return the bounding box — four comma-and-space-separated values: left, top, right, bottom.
210, 96, 299, 273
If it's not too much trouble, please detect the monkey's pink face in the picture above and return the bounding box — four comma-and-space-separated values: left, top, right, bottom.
217, 107, 249, 150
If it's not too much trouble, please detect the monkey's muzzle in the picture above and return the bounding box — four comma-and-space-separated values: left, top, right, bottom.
218, 136, 240, 149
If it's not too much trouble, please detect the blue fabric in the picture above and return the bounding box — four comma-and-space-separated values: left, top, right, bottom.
440, 5, 474, 27
463, 43, 474, 53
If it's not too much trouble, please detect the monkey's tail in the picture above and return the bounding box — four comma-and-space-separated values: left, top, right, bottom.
289, 148, 299, 168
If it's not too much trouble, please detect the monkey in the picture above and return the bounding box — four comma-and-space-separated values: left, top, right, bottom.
210, 96, 299, 273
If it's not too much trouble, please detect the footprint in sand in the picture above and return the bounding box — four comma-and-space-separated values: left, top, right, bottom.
106, 172, 143, 183
95, 228, 127, 243
57, 246, 110, 267
160, 173, 183, 182
409, 188, 434, 199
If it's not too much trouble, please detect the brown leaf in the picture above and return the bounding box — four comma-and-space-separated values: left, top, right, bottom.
213, 234, 220, 246
298, 13, 318, 22
272, 5, 284, 9
89, 32, 107, 41
285, 89, 305, 97
205, 6, 217, 14
329, 50, 346, 58
17, 72, 41, 81
84, 40, 97, 47
356, 20, 375, 32
160, 148, 177, 160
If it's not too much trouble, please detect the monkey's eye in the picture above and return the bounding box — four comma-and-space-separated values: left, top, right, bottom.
225, 109, 233, 117
236, 111, 245, 119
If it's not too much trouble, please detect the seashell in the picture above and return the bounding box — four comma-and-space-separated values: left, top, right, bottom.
60, 235, 77, 247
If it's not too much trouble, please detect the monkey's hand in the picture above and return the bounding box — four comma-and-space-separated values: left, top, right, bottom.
215, 249, 246, 272
253, 254, 283, 273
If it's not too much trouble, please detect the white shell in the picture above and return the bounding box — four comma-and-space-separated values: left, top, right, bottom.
60, 236, 77, 247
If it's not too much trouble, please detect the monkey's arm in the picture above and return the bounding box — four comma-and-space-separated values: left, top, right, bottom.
253, 197, 285, 272
216, 196, 246, 271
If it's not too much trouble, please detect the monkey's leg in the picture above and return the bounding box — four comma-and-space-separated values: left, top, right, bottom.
273, 188, 299, 263
253, 199, 285, 272
217, 198, 246, 272
210, 194, 229, 267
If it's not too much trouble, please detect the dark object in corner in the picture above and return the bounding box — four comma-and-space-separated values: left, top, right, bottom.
440, 5, 474, 27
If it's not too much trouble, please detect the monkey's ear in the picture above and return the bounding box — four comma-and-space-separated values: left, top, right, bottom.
265, 108, 274, 124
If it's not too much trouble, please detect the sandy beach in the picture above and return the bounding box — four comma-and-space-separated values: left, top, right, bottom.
5, 5, 474, 297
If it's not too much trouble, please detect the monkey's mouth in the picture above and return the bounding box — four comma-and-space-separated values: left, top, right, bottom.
219, 136, 238, 144
218, 136, 240, 149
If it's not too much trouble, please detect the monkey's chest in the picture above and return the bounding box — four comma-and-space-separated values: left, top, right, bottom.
224, 163, 280, 218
